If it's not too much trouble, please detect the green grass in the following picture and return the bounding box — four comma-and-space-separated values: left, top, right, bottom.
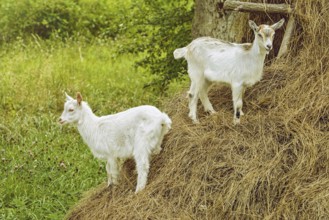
0, 39, 185, 219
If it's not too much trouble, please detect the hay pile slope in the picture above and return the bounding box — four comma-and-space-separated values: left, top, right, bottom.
66, 1, 329, 219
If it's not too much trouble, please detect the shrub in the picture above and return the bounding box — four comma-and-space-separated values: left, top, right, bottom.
0, 0, 123, 43
119, 0, 194, 93
0, 0, 194, 92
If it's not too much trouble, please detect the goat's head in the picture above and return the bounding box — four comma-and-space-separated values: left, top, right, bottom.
59, 92, 83, 125
249, 18, 285, 54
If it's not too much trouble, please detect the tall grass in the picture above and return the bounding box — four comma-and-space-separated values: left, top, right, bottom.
0, 38, 174, 219
0, 0, 191, 218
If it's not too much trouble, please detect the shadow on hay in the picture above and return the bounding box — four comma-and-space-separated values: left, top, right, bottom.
66, 1, 329, 219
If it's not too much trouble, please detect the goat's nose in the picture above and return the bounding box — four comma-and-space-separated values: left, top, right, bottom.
58, 118, 64, 124
266, 44, 272, 50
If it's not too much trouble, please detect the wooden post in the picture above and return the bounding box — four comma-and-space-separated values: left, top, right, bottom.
223, 0, 293, 14
278, 15, 296, 58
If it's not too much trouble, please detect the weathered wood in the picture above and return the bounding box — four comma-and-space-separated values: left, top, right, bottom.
223, 0, 293, 14
278, 15, 296, 58
193, 0, 249, 42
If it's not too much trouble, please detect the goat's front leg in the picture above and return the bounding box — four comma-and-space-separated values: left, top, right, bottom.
232, 83, 244, 125
240, 86, 246, 116
106, 157, 119, 187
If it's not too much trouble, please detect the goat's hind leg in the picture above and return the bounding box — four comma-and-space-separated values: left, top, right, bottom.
134, 152, 150, 193
133, 135, 153, 193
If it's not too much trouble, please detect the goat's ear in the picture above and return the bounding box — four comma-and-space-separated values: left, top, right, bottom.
76, 92, 83, 106
271, 18, 285, 30
65, 92, 74, 101
249, 20, 259, 32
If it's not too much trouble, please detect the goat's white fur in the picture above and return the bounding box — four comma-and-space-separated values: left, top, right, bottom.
59, 92, 171, 193
174, 19, 285, 124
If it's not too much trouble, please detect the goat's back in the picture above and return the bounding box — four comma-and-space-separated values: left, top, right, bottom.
100, 105, 168, 126
186, 37, 242, 64
92, 105, 170, 158
181, 37, 264, 85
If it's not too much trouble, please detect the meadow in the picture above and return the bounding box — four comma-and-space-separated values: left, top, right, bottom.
0, 39, 186, 219
2, 0, 328, 219
0, 0, 192, 218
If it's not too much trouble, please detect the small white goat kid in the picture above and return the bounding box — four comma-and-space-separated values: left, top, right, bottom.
174, 19, 285, 124
59, 92, 171, 193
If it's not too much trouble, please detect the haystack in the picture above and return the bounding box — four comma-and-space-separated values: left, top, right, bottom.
66, 0, 329, 219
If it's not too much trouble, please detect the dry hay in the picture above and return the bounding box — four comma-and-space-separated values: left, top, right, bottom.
66, 0, 329, 219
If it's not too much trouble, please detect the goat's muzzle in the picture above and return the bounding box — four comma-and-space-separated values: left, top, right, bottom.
265, 44, 272, 51
58, 118, 66, 125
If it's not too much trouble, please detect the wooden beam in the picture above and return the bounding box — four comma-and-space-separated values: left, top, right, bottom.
277, 15, 296, 58
223, 1, 293, 14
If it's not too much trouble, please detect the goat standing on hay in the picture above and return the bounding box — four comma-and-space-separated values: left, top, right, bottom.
59, 92, 172, 193
174, 19, 285, 124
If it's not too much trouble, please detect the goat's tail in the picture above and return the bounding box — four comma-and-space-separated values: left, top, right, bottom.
173, 47, 187, 59
161, 113, 172, 134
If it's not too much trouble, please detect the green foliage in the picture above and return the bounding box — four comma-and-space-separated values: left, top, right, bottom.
0, 0, 193, 91
0, 0, 127, 42
119, 0, 194, 92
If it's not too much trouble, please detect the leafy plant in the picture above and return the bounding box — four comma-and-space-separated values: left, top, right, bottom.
0, 0, 193, 92
119, 0, 194, 92
0, 0, 125, 42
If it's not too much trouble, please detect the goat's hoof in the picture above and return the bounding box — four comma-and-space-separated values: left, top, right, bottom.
233, 118, 240, 125
135, 187, 145, 194
107, 179, 118, 187
206, 109, 216, 115
153, 147, 162, 155
189, 115, 200, 124
192, 119, 200, 124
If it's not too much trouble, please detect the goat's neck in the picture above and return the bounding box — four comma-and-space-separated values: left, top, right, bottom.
249, 36, 267, 61
77, 104, 100, 147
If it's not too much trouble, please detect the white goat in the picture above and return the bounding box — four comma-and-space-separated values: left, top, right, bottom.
174, 19, 285, 124
59, 92, 171, 193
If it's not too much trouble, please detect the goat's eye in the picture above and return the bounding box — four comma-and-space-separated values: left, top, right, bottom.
68, 109, 74, 112
258, 33, 262, 37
